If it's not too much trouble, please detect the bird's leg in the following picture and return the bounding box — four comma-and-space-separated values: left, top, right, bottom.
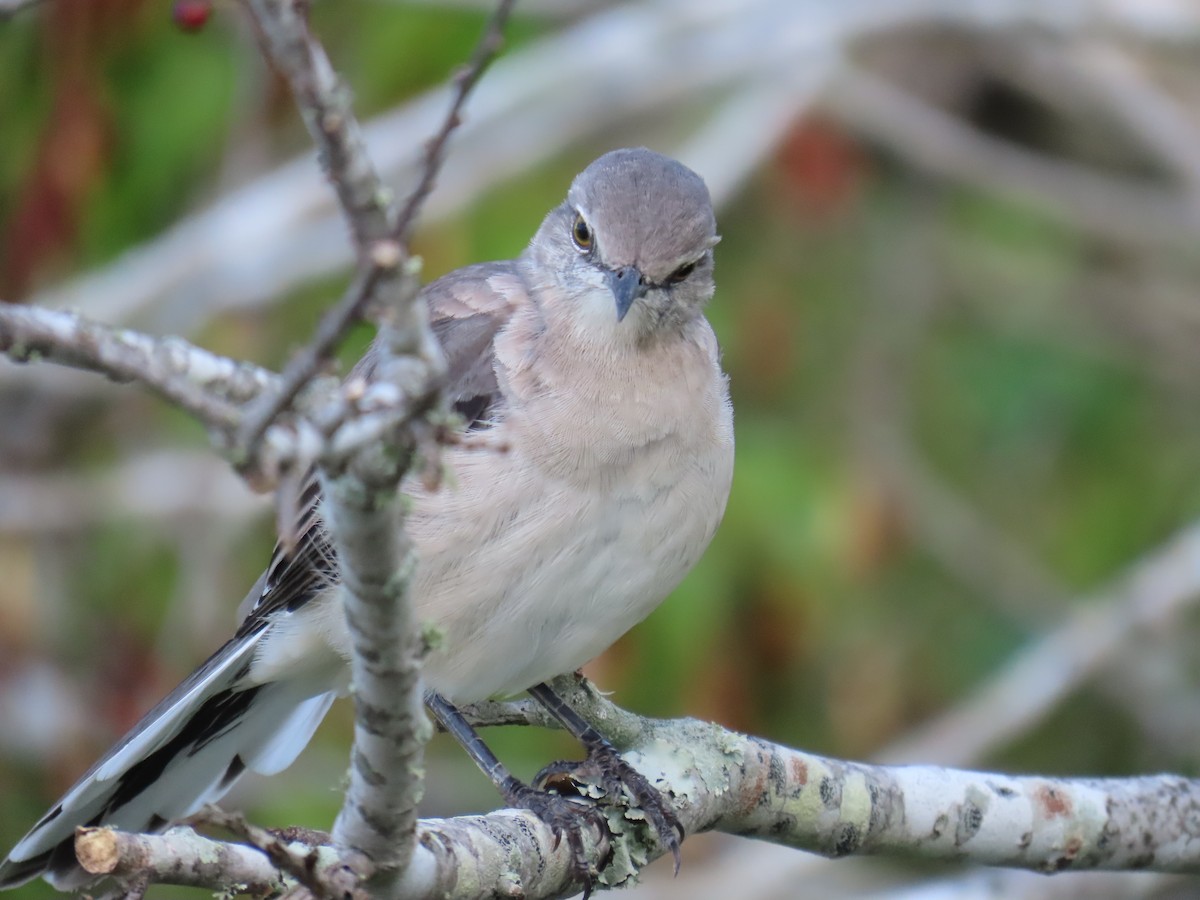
526, 682, 684, 874
424, 692, 612, 895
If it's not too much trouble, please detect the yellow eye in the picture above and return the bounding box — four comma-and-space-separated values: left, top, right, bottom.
571, 213, 592, 251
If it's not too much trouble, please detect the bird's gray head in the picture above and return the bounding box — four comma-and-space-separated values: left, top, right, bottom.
526, 147, 720, 338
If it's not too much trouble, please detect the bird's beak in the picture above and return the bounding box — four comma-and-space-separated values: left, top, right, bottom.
606, 265, 649, 321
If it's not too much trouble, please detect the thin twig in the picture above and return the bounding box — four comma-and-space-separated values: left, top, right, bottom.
236, 0, 408, 460
233, 247, 402, 466
196, 807, 362, 900
392, 0, 515, 242
234, 0, 512, 464
243, 0, 394, 246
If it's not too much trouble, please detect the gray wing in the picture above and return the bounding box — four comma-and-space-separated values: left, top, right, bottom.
241, 260, 528, 627
427, 261, 526, 429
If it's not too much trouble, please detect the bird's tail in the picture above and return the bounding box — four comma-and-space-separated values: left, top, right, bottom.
0, 628, 336, 890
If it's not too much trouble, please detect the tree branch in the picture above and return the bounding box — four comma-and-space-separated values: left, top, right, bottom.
243, 0, 394, 246
235, 0, 406, 461
878, 520, 1200, 767
0, 303, 277, 432
319, 465, 428, 888
71, 702, 1200, 898
831, 69, 1200, 247
233, 246, 406, 465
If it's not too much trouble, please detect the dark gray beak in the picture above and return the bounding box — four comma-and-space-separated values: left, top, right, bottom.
606, 265, 649, 321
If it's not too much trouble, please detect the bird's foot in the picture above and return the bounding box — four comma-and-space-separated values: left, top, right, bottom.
503, 781, 613, 898
535, 745, 684, 874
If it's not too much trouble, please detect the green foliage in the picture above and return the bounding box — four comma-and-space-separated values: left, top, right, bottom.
82, 23, 237, 261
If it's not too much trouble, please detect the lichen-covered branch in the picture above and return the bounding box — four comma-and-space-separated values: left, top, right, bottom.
74, 826, 290, 894
456, 697, 558, 730
710, 734, 1200, 874
319, 464, 429, 890
0, 303, 277, 432
70, 696, 1200, 898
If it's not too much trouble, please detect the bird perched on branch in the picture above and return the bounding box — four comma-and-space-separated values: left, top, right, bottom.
0, 147, 735, 894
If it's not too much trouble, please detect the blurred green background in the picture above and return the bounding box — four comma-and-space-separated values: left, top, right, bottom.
2, 1, 1200, 897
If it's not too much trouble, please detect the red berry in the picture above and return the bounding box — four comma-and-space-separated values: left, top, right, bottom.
173, 0, 212, 32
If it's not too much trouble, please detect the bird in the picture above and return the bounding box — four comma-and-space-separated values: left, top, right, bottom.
0, 146, 735, 893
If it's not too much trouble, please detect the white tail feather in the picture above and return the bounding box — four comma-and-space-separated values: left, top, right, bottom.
248, 691, 337, 776
89, 633, 264, 789
0, 627, 337, 890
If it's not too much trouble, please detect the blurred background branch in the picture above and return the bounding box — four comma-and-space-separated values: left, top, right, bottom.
5, 0, 1200, 896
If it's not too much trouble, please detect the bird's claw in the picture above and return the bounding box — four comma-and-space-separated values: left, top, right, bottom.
534, 746, 684, 874
504, 781, 612, 897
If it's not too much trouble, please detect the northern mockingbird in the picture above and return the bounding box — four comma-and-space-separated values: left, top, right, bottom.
0, 147, 734, 892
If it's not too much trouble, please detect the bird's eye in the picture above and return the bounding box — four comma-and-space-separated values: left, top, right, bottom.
666, 260, 697, 285
571, 214, 593, 252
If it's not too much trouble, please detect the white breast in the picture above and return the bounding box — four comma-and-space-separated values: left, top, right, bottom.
407, 312, 735, 701
411, 436, 730, 701
289, 311, 735, 704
